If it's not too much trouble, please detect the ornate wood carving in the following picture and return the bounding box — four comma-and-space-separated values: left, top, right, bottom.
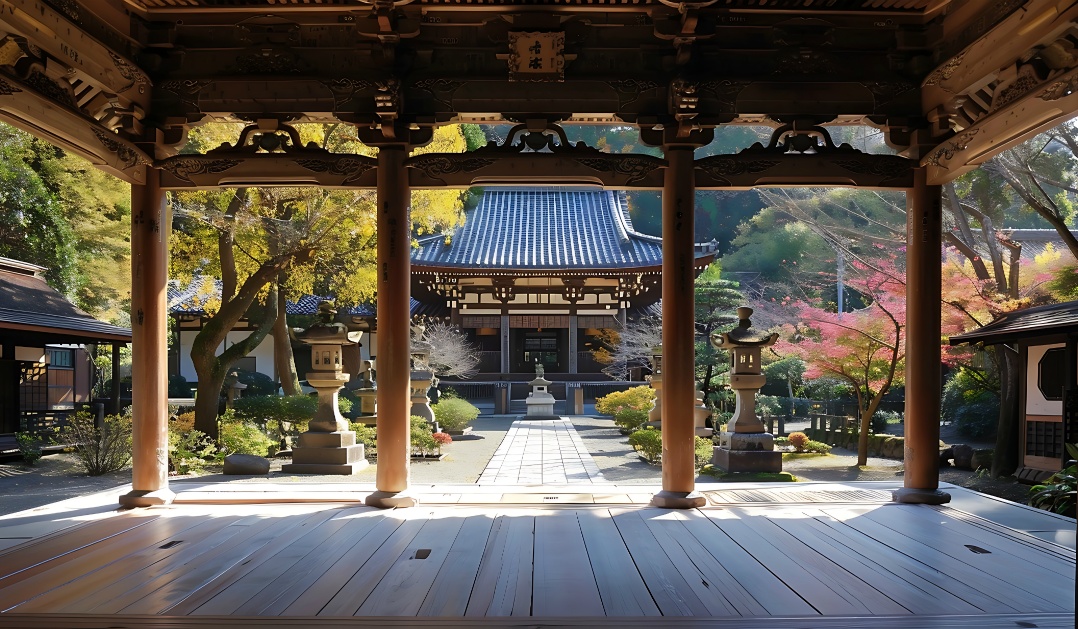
698, 79, 751, 111
24, 69, 73, 106
158, 80, 211, 111
607, 79, 661, 108
923, 52, 966, 88
91, 127, 150, 169
323, 78, 375, 109
295, 157, 377, 184
158, 158, 243, 185
573, 156, 664, 186
413, 78, 464, 109
925, 129, 981, 167
408, 156, 499, 180
0, 78, 22, 96
108, 52, 151, 92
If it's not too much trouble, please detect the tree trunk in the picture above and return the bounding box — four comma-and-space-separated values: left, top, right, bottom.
273, 281, 301, 395
992, 345, 1021, 477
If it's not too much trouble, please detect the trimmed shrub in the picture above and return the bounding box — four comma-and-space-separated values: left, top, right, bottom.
613, 408, 649, 433
15, 432, 43, 465
804, 440, 831, 454
232, 368, 278, 396
218, 409, 275, 457
438, 386, 461, 400
60, 410, 132, 476
168, 426, 216, 475
695, 436, 713, 469
942, 369, 999, 440
595, 386, 655, 416
433, 398, 480, 431
787, 431, 809, 452
628, 427, 662, 463
411, 415, 438, 456
349, 423, 377, 458
168, 374, 192, 397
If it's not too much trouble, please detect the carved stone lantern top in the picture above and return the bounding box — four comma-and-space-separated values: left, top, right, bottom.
710, 307, 778, 349
296, 300, 362, 347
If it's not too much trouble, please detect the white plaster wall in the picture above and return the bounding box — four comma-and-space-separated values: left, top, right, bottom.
177, 330, 275, 382
1026, 343, 1069, 416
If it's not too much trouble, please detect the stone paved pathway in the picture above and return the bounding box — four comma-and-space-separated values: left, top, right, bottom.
477, 418, 609, 485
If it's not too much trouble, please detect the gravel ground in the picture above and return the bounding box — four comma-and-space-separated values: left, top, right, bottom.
0, 414, 1037, 516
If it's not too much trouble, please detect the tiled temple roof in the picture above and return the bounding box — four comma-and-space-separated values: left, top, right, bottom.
412, 188, 716, 270
949, 301, 1078, 346
0, 258, 131, 342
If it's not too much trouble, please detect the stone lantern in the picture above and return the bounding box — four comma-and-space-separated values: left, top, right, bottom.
410, 321, 436, 424
523, 361, 558, 420
282, 301, 368, 475
709, 307, 781, 473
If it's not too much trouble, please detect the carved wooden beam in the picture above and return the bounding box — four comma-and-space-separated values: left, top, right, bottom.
406, 124, 668, 190
695, 124, 915, 190
0, 73, 150, 183
0, 0, 149, 119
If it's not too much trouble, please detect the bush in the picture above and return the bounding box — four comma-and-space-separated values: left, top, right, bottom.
871, 410, 900, 434
217, 409, 275, 457
168, 426, 216, 475
438, 386, 461, 400
15, 432, 43, 465
233, 394, 352, 441
804, 440, 831, 454
232, 369, 278, 397
695, 436, 713, 469
350, 423, 378, 458
595, 386, 655, 416
411, 415, 438, 456
168, 374, 192, 397
433, 398, 480, 431
787, 431, 809, 452
628, 427, 662, 463
613, 408, 649, 433
59, 410, 132, 476
757, 395, 783, 417
432, 431, 452, 453
1029, 461, 1077, 518
942, 369, 999, 440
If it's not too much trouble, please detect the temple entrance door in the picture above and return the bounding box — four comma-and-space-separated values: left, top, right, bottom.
512, 330, 568, 373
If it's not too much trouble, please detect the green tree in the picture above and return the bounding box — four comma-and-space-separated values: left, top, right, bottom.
694, 263, 743, 405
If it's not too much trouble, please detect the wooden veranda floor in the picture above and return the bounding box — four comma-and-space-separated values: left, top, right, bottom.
0, 484, 1073, 628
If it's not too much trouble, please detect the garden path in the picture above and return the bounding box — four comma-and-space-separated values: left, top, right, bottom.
477, 419, 608, 485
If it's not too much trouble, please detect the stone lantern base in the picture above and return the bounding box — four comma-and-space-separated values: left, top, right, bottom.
520, 376, 559, 420
282, 431, 367, 475
711, 431, 782, 473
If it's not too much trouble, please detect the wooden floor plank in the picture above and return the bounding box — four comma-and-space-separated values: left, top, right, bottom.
281, 513, 419, 616
728, 506, 909, 615
357, 511, 470, 616
637, 510, 740, 617
0, 512, 157, 574
827, 506, 1060, 613
96, 513, 294, 614
654, 512, 769, 617
892, 505, 1075, 577
853, 506, 1074, 607
935, 505, 1076, 561
701, 509, 871, 616
531, 511, 604, 617
464, 513, 534, 617
417, 514, 496, 617
576, 508, 660, 617
676, 510, 816, 617
795, 508, 987, 615
230, 511, 401, 616
174, 507, 357, 616
116, 507, 332, 617
1, 512, 235, 612
612, 508, 711, 617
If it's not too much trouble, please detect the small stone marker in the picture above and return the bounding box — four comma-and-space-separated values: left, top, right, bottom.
223, 453, 271, 475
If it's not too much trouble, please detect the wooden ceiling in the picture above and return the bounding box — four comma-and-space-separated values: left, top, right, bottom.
2, 0, 1078, 187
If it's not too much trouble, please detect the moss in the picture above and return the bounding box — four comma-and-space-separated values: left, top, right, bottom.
781, 452, 830, 461
699, 466, 798, 482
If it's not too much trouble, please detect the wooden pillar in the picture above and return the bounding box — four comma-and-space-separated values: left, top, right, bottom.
110, 343, 122, 416
568, 314, 579, 374
895, 168, 950, 504
653, 145, 705, 509
500, 314, 510, 374
120, 171, 174, 507
366, 145, 417, 508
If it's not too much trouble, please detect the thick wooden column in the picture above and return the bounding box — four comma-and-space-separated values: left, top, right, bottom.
120, 171, 174, 508
366, 145, 417, 508
895, 168, 950, 504
653, 145, 705, 509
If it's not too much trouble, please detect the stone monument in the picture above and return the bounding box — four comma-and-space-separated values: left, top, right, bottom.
709, 307, 781, 473
523, 361, 559, 420
349, 359, 378, 424
409, 321, 436, 424
282, 301, 368, 475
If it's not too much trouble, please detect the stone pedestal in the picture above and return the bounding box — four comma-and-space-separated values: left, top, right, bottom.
354, 387, 377, 425
522, 375, 559, 420
282, 370, 367, 475
648, 374, 663, 423
711, 431, 781, 472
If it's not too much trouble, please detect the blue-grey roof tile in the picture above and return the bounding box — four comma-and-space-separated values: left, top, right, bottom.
412, 188, 682, 270
949, 300, 1078, 345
